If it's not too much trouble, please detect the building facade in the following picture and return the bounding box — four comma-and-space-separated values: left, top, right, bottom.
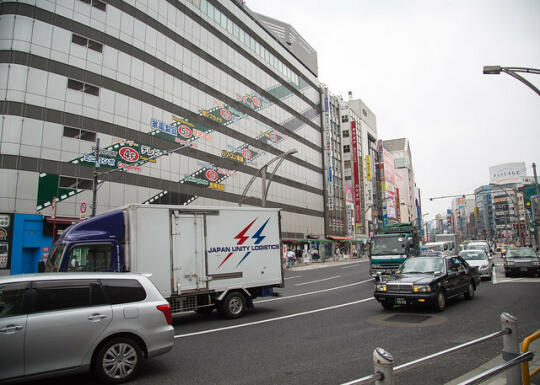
474, 185, 493, 240
383, 138, 417, 224
340, 96, 377, 238
0, 0, 325, 272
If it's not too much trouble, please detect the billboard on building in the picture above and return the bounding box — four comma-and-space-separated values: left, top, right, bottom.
383, 148, 396, 185
344, 186, 354, 204
351, 121, 361, 223
386, 185, 397, 219
489, 162, 526, 184
365, 155, 372, 181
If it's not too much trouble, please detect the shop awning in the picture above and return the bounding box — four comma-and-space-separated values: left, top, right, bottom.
44, 216, 81, 225
327, 235, 353, 241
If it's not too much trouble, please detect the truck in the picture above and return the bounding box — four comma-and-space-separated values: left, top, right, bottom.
368, 222, 420, 279
43, 204, 283, 318
434, 233, 458, 252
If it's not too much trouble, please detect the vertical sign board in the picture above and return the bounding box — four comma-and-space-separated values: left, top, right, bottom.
0, 214, 13, 270
351, 121, 361, 223
322, 90, 334, 210
365, 154, 372, 181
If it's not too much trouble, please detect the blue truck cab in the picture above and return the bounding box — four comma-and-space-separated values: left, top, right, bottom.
44, 210, 125, 273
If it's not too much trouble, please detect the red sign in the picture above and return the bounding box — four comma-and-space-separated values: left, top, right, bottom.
179, 125, 192, 138
80, 202, 87, 214
241, 148, 252, 160
205, 169, 218, 182
119, 147, 140, 163
350, 121, 361, 223
220, 109, 232, 120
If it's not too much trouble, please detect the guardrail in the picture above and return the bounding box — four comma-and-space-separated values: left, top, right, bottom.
522, 329, 540, 385
340, 312, 534, 385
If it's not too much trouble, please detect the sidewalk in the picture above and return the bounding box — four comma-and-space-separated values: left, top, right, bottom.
288, 256, 369, 271
445, 338, 539, 385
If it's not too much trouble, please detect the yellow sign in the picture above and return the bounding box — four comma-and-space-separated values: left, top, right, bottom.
365, 155, 372, 181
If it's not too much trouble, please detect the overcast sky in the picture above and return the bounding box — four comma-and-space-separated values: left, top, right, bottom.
249, 0, 540, 220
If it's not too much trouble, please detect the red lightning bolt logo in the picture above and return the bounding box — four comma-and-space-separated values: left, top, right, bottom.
218, 218, 257, 268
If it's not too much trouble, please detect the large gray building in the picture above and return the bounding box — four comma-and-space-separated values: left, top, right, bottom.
0, 0, 326, 272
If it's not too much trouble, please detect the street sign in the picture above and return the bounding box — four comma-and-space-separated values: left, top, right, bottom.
80, 202, 87, 214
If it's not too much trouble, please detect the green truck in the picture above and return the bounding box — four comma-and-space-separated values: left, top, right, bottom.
369, 222, 420, 279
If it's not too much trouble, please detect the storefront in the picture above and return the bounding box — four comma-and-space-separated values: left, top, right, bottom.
5, 214, 80, 275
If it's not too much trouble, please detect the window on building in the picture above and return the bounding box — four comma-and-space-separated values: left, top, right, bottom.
342, 130, 349, 138
59, 176, 93, 190
83, 84, 100, 96
79, 0, 106, 11
72, 34, 87, 46
72, 34, 103, 53
67, 79, 100, 96
67, 79, 84, 91
88, 40, 103, 53
63, 126, 96, 142
341, 115, 348, 123
343, 145, 350, 153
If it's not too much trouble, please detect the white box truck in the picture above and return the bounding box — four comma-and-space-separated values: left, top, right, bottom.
43, 204, 283, 318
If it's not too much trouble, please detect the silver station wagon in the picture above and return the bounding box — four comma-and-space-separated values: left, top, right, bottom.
0, 273, 174, 383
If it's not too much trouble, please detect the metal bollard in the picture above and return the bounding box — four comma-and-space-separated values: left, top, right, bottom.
374, 347, 394, 385
500, 312, 521, 385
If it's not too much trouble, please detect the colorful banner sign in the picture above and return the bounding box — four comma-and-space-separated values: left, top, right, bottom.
351, 121, 361, 224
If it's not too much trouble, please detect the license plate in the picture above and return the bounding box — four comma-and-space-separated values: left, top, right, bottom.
521, 267, 528, 272
394, 298, 407, 305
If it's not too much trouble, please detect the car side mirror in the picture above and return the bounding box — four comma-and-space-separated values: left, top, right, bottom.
37, 261, 45, 273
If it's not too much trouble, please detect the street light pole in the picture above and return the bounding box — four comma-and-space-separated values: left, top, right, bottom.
239, 149, 298, 207
483, 66, 540, 96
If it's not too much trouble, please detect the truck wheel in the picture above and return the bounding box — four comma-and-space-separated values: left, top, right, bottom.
93, 336, 142, 384
434, 290, 446, 312
464, 282, 474, 300
219, 292, 246, 319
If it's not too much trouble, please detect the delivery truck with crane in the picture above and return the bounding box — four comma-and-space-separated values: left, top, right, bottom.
43, 204, 283, 318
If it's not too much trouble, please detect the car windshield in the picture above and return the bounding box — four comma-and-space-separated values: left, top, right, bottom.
507, 248, 536, 258
371, 236, 407, 255
424, 244, 443, 251
400, 257, 444, 274
467, 244, 487, 251
459, 251, 486, 261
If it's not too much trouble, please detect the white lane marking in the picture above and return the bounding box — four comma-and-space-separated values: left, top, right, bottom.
255, 278, 374, 303
174, 297, 375, 339
341, 265, 359, 269
295, 275, 341, 286
285, 275, 302, 280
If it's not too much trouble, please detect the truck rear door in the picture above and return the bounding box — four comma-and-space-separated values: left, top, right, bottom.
172, 213, 207, 292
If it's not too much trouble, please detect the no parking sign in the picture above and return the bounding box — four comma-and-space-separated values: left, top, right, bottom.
80, 203, 87, 214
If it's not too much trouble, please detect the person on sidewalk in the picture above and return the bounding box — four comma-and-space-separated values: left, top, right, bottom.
311, 247, 319, 262
287, 249, 296, 268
